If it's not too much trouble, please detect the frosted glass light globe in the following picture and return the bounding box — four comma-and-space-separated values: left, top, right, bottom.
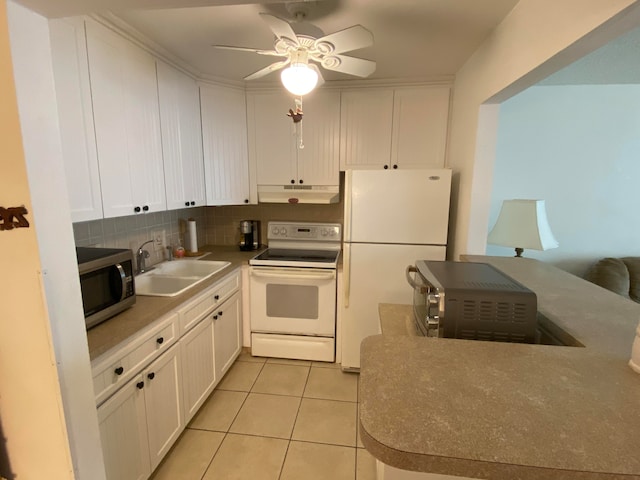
281, 64, 318, 96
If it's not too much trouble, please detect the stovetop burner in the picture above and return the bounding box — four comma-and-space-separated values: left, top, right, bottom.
249, 222, 342, 269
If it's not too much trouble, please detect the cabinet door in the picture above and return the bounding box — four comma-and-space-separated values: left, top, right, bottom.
201, 84, 251, 205
340, 89, 394, 170
143, 343, 183, 471
214, 291, 242, 379
49, 17, 103, 222
247, 90, 297, 185
97, 375, 150, 480
86, 19, 166, 218
296, 90, 341, 185
179, 315, 216, 423
391, 86, 450, 169
157, 61, 205, 210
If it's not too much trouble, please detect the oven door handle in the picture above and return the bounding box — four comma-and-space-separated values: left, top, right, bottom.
250, 269, 336, 281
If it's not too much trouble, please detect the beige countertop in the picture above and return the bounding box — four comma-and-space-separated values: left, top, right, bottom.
359, 256, 640, 480
87, 245, 262, 361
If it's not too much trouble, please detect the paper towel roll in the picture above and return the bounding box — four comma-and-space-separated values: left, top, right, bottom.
186, 218, 198, 253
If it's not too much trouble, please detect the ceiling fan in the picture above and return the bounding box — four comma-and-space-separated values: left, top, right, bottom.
212, 10, 376, 96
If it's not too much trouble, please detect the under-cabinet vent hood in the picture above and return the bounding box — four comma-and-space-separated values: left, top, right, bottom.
257, 185, 340, 204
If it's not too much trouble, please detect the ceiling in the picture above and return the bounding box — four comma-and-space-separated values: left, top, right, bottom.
17, 0, 520, 84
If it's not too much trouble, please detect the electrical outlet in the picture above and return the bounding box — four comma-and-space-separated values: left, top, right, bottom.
152, 230, 165, 251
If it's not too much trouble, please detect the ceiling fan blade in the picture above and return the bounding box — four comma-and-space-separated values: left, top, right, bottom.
211, 45, 285, 57
314, 25, 373, 55
244, 59, 290, 81
321, 55, 376, 78
259, 13, 298, 44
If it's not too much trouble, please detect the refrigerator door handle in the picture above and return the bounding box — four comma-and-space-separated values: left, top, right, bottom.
343, 171, 352, 242
343, 243, 351, 308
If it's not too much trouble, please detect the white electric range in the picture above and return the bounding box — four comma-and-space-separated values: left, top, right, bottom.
249, 222, 341, 362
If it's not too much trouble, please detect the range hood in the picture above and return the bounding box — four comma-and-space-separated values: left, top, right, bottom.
257, 185, 340, 204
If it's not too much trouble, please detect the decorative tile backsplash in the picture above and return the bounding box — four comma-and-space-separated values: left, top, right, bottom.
73, 208, 207, 266
72, 198, 344, 265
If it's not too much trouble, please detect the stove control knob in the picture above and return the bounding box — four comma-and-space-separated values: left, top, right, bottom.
272, 227, 280, 235
281, 228, 287, 235
320, 229, 328, 236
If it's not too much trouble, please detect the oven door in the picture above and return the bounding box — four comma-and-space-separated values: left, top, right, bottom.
250, 266, 337, 336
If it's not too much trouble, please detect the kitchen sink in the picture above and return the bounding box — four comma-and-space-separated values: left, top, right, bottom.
135, 260, 230, 297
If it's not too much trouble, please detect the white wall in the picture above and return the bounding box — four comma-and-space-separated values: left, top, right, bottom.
447, 0, 640, 260
7, 2, 106, 478
486, 84, 640, 276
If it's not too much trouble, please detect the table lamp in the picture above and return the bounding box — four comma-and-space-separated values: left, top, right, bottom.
487, 199, 559, 257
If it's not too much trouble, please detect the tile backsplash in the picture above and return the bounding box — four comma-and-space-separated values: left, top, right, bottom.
73, 197, 344, 265
73, 208, 207, 267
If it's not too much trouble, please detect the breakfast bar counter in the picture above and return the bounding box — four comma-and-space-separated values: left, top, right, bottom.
359, 256, 640, 480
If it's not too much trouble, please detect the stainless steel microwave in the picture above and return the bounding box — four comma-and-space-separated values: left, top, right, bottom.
76, 247, 136, 329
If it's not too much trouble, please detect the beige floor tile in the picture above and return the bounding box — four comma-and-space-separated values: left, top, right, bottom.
151, 429, 224, 480
229, 393, 301, 439
304, 366, 359, 402
280, 441, 356, 480
189, 390, 247, 432
312, 361, 341, 368
356, 448, 377, 480
237, 351, 266, 363
292, 398, 357, 446
217, 361, 263, 392
251, 363, 310, 396
266, 357, 312, 366
202, 433, 288, 480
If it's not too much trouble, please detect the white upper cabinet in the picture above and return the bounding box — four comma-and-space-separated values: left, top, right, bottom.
200, 83, 252, 205
157, 62, 205, 210
49, 17, 103, 222
248, 89, 340, 186
85, 19, 166, 218
340, 86, 450, 170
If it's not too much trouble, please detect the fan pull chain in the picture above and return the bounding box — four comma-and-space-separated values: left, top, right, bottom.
297, 97, 304, 149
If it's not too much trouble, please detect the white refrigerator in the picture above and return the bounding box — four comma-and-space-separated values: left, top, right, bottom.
340, 168, 452, 370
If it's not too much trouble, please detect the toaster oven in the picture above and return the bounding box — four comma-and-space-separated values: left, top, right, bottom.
406, 260, 537, 343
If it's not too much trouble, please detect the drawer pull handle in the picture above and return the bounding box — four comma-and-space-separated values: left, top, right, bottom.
214, 294, 220, 300
156, 337, 164, 345
136, 381, 144, 389
147, 372, 155, 380
213, 315, 218, 320
114, 366, 124, 376
218, 311, 223, 317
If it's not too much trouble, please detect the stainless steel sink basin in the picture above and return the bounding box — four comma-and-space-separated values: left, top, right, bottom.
135, 260, 231, 297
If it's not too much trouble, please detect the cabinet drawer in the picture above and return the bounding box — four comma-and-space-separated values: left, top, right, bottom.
93, 313, 178, 405
179, 270, 240, 334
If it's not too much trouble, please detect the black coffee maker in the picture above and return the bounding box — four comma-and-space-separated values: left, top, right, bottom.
239, 220, 260, 251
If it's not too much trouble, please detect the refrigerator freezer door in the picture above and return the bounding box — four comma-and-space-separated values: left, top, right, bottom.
340, 242, 446, 370
345, 169, 452, 245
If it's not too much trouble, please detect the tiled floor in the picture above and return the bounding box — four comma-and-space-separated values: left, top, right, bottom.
150, 353, 376, 480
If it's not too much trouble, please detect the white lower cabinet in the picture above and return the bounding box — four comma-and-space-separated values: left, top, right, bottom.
97, 343, 182, 480
180, 315, 216, 423
95, 268, 242, 480
98, 374, 150, 480
214, 291, 242, 379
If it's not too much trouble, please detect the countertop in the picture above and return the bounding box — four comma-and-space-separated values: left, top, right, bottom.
87, 245, 262, 361
359, 256, 640, 480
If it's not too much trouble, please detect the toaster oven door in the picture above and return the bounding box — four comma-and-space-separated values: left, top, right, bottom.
406, 266, 440, 337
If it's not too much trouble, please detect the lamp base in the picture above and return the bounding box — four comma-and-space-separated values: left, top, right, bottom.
514, 248, 524, 257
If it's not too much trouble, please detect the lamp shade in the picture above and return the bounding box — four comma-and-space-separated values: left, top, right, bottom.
280, 63, 318, 96
487, 199, 559, 252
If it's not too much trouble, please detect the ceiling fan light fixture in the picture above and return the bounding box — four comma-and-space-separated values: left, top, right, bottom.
280, 62, 319, 96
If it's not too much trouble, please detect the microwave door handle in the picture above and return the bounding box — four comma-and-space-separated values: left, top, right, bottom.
114, 263, 127, 301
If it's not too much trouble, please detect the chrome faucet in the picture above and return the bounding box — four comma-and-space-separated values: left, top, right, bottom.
136, 240, 155, 275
